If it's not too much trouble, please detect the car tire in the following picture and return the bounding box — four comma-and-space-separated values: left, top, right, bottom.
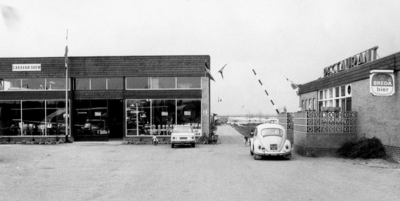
284, 153, 291, 160
254, 154, 260, 160
171, 143, 174, 148
250, 149, 254, 155
192, 143, 195, 148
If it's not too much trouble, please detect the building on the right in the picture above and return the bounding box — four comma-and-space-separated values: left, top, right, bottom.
297, 46, 399, 161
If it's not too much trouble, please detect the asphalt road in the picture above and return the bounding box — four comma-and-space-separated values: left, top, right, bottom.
1, 125, 399, 201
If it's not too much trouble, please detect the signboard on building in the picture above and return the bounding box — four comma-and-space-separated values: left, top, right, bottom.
370, 70, 395, 96
324, 46, 378, 77
12, 64, 41, 71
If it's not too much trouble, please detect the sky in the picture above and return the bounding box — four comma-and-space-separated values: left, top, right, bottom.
1, 0, 400, 116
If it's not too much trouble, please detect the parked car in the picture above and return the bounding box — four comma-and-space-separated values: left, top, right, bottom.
170, 125, 195, 148
250, 123, 291, 160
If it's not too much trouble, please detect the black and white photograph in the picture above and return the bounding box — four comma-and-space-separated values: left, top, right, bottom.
1, 0, 400, 200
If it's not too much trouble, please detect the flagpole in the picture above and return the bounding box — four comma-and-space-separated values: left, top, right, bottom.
65, 30, 69, 142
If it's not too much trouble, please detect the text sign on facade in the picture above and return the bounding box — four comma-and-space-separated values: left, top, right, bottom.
324, 46, 378, 77
370, 70, 395, 96
12, 64, 42, 71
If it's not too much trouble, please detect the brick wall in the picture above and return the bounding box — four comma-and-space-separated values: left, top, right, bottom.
352, 72, 400, 161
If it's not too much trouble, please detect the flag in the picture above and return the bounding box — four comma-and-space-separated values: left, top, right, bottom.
204, 60, 215, 81
65, 30, 68, 68
285, 76, 299, 90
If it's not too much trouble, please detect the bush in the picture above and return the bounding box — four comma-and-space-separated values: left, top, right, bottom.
336, 137, 386, 159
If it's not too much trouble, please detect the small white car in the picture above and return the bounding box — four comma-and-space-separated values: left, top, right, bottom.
250, 124, 291, 160
171, 125, 196, 148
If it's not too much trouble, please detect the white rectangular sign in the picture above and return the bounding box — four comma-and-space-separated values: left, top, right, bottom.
12, 64, 41, 71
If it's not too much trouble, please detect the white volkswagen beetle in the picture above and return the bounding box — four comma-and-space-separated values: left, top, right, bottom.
250, 123, 291, 160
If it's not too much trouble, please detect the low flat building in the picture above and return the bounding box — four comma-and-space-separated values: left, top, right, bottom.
0, 55, 211, 142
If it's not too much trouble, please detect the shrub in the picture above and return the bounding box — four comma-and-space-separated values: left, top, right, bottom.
337, 137, 386, 159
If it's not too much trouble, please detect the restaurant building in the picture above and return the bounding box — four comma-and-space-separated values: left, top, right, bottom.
297, 47, 400, 161
0, 55, 211, 142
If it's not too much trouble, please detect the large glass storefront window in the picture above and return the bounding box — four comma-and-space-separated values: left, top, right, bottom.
177, 100, 201, 128
75, 100, 109, 136
152, 100, 176, 135
0, 100, 68, 136
22, 101, 46, 135
126, 99, 201, 136
0, 101, 21, 136
46, 101, 66, 135
126, 100, 151, 135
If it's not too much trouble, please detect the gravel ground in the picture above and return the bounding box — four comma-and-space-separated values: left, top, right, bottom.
1, 125, 399, 201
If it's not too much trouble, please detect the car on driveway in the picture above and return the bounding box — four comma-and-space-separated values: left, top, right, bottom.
250, 123, 291, 160
171, 125, 195, 148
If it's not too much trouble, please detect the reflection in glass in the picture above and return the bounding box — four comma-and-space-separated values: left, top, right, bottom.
177, 100, 201, 129
126, 77, 149, 89
151, 77, 175, 89
76, 78, 90, 90
46, 78, 66, 90
108, 78, 123, 89
22, 78, 46, 90
75, 100, 90, 135
22, 101, 45, 135
126, 100, 151, 135
0, 101, 21, 136
74, 100, 109, 135
46, 101, 66, 135
151, 100, 175, 135
177, 77, 201, 89
91, 78, 107, 90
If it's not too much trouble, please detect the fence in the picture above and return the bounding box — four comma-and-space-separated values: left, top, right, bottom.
294, 111, 357, 133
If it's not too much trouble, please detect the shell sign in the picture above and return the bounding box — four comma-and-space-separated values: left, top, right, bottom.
370, 70, 395, 96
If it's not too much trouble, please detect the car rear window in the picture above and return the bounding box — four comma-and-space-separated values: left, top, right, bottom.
261, 128, 283, 137
173, 126, 193, 133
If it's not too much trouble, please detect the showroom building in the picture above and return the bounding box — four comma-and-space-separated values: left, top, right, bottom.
0, 55, 211, 142
297, 46, 400, 160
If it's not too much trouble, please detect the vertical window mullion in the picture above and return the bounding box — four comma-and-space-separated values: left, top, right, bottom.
20, 101, 23, 136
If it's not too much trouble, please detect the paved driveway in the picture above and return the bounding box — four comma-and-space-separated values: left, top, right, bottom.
1, 125, 399, 201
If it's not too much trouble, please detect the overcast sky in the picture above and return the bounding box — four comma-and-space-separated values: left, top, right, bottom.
1, 0, 400, 116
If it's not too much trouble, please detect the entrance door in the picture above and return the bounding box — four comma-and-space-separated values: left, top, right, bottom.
108, 100, 123, 139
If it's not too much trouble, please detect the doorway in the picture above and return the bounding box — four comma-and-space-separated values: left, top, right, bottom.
73, 99, 123, 141
108, 100, 124, 139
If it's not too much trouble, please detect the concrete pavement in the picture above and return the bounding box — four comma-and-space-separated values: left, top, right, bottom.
1, 125, 399, 201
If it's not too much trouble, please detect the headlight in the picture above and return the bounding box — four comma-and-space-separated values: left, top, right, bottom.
192, 136, 194, 139
172, 137, 175, 140
285, 145, 289, 150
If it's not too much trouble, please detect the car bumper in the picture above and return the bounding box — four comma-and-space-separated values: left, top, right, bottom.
254, 150, 291, 156
171, 140, 195, 144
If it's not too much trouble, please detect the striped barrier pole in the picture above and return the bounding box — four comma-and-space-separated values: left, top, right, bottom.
251, 68, 280, 114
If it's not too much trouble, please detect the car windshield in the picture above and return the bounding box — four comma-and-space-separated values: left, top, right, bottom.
173, 126, 193, 133
261, 128, 283, 137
